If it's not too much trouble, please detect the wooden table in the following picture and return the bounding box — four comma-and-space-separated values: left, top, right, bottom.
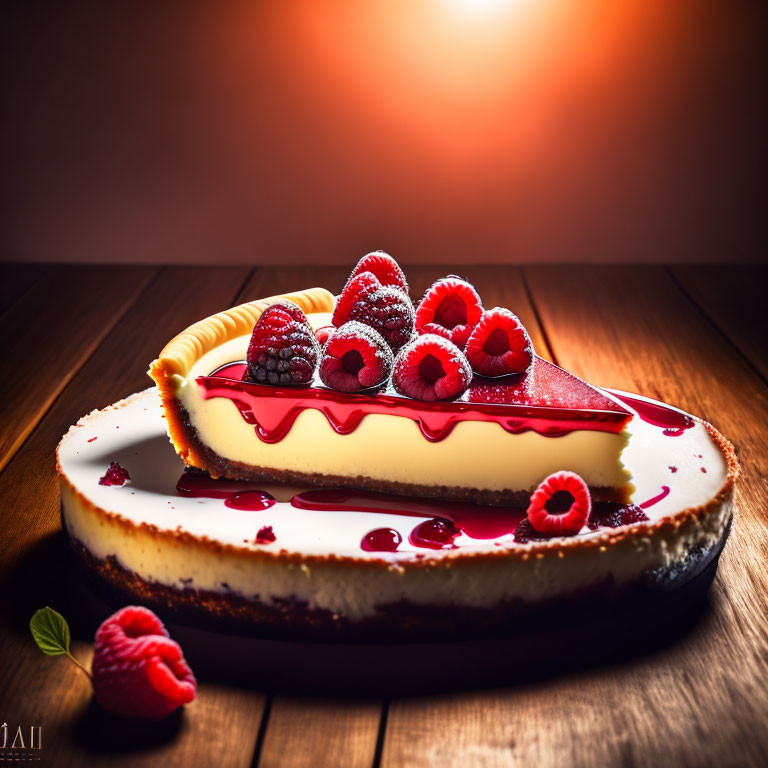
1, 263, 767, 768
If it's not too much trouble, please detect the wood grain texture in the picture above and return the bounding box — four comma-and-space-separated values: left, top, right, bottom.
0, 262, 48, 315
2, 264, 766, 768
0, 266, 264, 768
670, 264, 768, 381
257, 698, 382, 768
0, 265, 155, 472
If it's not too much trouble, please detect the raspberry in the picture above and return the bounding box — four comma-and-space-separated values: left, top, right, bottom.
525, 471, 591, 536
465, 307, 533, 377
91, 606, 196, 720
348, 251, 408, 294
513, 517, 550, 544
587, 503, 648, 530
246, 302, 319, 385
98, 462, 131, 486
415, 277, 483, 349
349, 286, 415, 352
319, 321, 393, 392
332, 271, 381, 327
392, 334, 472, 401
255, 525, 276, 543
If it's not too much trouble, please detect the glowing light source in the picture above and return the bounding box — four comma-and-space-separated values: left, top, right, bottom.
446, 0, 525, 17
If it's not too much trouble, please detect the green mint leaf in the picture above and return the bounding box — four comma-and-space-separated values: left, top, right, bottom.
30, 606, 71, 656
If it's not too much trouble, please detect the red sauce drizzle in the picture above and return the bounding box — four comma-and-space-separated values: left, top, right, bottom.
639, 485, 670, 509
198, 358, 630, 445
291, 489, 527, 540
361, 528, 402, 552
607, 390, 695, 436
176, 473, 276, 510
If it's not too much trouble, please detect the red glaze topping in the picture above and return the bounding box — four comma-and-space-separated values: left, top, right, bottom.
199, 356, 631, 444
606, 390, 695, 436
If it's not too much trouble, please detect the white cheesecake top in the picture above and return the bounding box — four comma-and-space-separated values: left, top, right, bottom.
58, 388, 729, 560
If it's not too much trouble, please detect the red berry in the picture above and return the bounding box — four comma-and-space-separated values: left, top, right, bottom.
587, 503, 648, 530
99, 462, 130, 486
319, 321, 393, 392
392, 334, 472, 401
349, 286, 415, 352
465, 307, 533, 377
91, 606, 196, 720
332, 271, 381, 327
255, 525, 276, 543
415, 277, 483, 349
246, 302, 319, 385
348, 251, 408, 294
525, 471, 591, 536
513, 517, 550, 544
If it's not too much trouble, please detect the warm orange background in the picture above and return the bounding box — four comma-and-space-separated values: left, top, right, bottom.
2, 0, 765, 264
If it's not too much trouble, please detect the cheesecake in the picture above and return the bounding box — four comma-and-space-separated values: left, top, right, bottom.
57, 253, 739, 635
148, 286, 633, 506
57, 386, 737, 635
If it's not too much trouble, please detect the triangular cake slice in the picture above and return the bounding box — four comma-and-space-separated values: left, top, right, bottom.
150, 288, 632, 505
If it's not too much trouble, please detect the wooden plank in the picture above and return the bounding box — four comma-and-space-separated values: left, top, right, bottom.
258, 698, 382, 768
0, 265, 156, 473
382, 265, 768, 768
0, 262, 48, 315
670, 264, 768, 381
0, 266, 266, 768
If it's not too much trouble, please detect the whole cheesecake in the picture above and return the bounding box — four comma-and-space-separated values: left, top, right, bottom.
58, 254, 739, 636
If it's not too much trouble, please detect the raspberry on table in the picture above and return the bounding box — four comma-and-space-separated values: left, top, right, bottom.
348, 250, 409, 294
349, 286, 415, 352
332, 271, 381, 327
465, 307, 533, 377
525, 471, 592, 536
91, 606, 196, 720
392, 334, 472, 401
246, 302, 320, 385
415, 276, 483, 349
319, 321, 393, 392
98, 462, 131, 486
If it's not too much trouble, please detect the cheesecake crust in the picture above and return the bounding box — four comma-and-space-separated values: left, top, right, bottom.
148, 287, 335, 469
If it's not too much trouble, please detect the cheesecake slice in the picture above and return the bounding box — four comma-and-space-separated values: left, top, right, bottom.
149, 287, 633, 505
